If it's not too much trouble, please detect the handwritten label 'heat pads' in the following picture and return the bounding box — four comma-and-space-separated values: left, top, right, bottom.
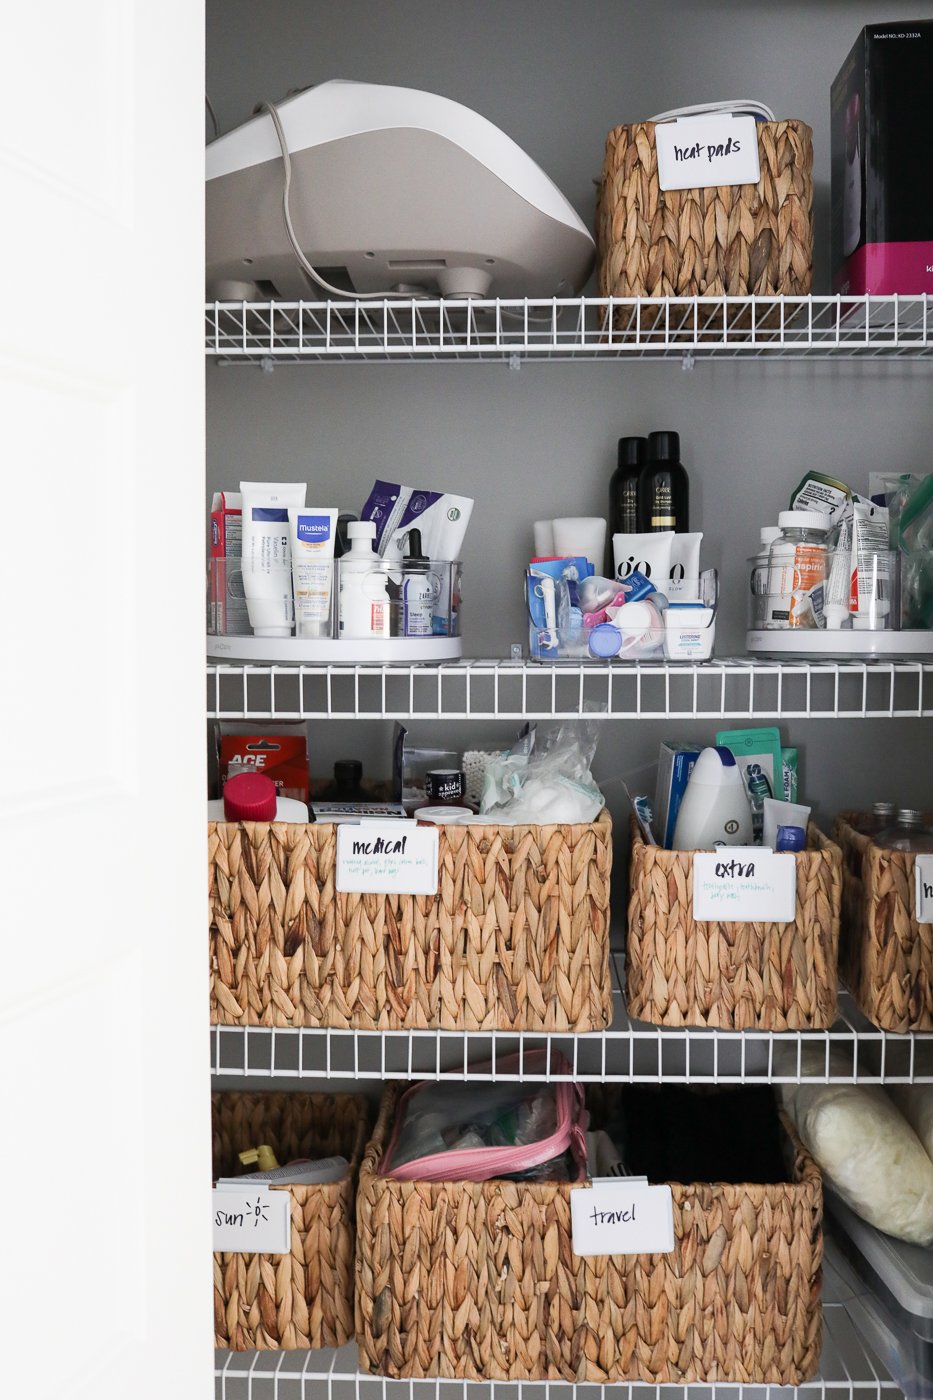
655, 115, 761, 192
571, 1181, 675, 1256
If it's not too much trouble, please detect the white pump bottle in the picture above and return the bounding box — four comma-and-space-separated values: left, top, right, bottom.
671, 746, 754, 850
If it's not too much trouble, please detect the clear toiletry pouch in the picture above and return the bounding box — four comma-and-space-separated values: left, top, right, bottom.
378, 1051, 588, 1182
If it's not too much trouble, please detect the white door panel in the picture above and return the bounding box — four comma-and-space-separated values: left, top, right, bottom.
1, 4, 209, 1397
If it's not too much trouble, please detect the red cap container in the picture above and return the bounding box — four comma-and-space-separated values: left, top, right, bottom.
222, 771, 277, 821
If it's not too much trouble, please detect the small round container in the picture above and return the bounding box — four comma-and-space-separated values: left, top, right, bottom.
413, 806, 474, 824
425, 769, 466, 803
607, 598, 666, 655
588, 623, 623, 658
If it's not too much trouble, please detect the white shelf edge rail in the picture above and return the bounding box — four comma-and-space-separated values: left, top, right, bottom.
206, 658, 933, 720
211, 956, 933, 1085
205, 292, 933, 363
214, 1304, 899, 1400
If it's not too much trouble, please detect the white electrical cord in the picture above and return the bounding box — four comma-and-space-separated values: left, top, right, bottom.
263, 98, 400, 299
263, 96, 572, 317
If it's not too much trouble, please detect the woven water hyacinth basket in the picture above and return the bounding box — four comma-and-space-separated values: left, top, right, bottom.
208, 811, 612, 1031
356, 1086, 823, 1383
596, 119, 813, 325
625, 820, 841, 1029
835, 812, 933, 1032
213, 1091, 368, 1350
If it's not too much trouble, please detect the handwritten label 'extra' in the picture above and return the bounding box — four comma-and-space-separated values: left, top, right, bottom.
571, 1182, 674, 1256
655, 115, 760, 192
336, 820, 439, 896
692, 847, 796, 922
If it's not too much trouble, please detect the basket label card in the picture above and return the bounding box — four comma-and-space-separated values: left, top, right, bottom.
692, 848, 796, 922
212, 1184, 290, 1253
655, 115, 760, 192
336, 820, 439, 895
917, 855, 933, 924
571, 1181, 674, 1256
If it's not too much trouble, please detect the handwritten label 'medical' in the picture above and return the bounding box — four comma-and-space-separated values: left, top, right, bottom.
916, 855, 933, 924
692, 847, 796, 922
335, 821, 439, 896
655, 115, 760, 192
571, 1181, 674, 1256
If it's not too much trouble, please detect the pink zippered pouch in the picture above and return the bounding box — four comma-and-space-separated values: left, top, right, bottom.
379, 1051, 588, 1182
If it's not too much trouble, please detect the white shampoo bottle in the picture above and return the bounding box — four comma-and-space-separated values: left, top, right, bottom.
671, 746, 754, 850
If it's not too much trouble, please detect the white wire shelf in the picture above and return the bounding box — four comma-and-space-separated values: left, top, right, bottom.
214, 1250, 899, 1400
205, 293, 933, 365
206, 657, 933, 720
210, 953, 933, 1086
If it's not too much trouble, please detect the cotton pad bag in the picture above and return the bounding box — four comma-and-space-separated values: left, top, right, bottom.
784, 1078, 933, 1246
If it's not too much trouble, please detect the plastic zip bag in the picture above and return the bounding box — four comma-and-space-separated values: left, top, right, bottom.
379, 1051, 588, 1182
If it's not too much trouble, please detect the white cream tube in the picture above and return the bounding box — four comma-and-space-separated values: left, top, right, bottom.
289, 508, 338, 639
667, 532, 703, 598
612, 531, 674, 590
762, 798, 811, 849
239, 481, 306, 636
823, 505, 854, 628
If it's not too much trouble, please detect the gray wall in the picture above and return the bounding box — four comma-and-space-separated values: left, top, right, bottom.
206, 0, 933, 818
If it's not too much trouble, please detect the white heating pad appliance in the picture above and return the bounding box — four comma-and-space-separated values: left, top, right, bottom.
206, 80, 595, 301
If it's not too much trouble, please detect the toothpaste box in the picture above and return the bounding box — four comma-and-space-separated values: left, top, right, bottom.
831, 21, 933, 295
655, 742, 700, 849
209, 490, 250, 635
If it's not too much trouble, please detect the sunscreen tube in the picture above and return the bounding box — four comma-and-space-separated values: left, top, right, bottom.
667, 532, 703, 598
762, 798, 811, 849
289, 508, 338, 639
240, 481, 306, 636
612, 531, 674, 589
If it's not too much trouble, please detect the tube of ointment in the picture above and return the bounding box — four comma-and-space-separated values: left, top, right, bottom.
823, 502, 854, 628
612, 531, 674, 589
762, 797, 811, 849
288, 508, 338, 639
667, 532, 703, 598
851, 496, 891, 628
239, 481, 306, 636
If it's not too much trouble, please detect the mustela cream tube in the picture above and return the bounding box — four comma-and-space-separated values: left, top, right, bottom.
289, 508, 338, 639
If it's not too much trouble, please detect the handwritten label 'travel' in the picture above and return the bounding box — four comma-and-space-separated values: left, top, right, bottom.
336, 821, 439, 896
692, 847, 796, 923
571, 1181, 674, 1256
916, 855, 933, 924
212, 1185, 290, 1254
655, 115, 760, 192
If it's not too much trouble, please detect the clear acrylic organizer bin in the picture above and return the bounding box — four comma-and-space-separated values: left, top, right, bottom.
747, 547, 933, 658
206, 557, 463, 663
527, 567, 718, 663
